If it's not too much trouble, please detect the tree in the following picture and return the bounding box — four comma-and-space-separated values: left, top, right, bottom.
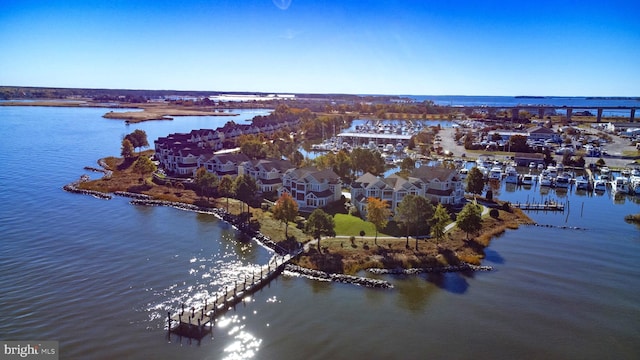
366, 197, 390, 245
508, 134, 529, 153
332, 149, 353, 182
121, 138, 134, 159
395, 194, 418, 248
125, 129, 149, 154
466, 167, 485, 195
233, 174, 258, 225
289, 150, 304, 168
218, 175, 234, 212
239, 136, 267, 159
273, 192, 299, 239
430, 204, 450, 247
133, 156, 156, 179
399, 157, 416, 173
395, 194, 434, 249
350, 148, 385, 176
456, 203, 483, 240
194, 167, 218, 201
305, 209, 336, 252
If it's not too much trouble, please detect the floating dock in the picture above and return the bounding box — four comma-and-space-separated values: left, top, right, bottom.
512, 201, 565, 212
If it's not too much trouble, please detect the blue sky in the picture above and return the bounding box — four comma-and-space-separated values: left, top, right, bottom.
1, 0, 638, 96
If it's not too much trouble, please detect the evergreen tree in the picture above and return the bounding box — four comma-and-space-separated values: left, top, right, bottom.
218, 175, 234, 212
466, 167, 485, 195
456, 203, 483, 240
233, 174, 258, 225
430, 204, 450, 247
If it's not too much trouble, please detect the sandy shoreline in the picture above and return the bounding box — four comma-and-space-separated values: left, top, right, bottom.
0, 99, 238, 122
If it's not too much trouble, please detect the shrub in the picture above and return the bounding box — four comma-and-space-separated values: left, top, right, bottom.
489, 209, 499, 219
485, 189, 493, 201
501, 202, 511, 212
349, 206, 360, 217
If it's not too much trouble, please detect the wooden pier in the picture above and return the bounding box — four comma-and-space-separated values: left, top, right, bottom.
512, 201, 565, 212
167, 252, 298, 339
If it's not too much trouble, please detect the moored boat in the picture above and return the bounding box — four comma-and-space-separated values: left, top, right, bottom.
575, 176, 589, 190
521, 173, 535, 185
555, 172, 572, 188
594, 178, 608, 192
504, 166, 519, 184
488, 166, 503, 180
611, 176, 630, 194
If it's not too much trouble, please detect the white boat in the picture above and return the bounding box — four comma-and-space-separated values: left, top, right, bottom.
600, 166, 611, 176
539, 173, 553, 187
611, 176, 630, 194
504, 166, 519, 184
555, 172, 572, 188
575, 176, 589, 190
488, 166, 503, 180
521, 173, 535, 185
546, 166, 558, 178
630, 176, 640, 195
594, 178, 608, 192
458, 168, 469, 180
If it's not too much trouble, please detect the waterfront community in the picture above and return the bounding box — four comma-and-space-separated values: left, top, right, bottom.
2, 97, 640, 359
2, 0, 639, 357
51, 91, 640, 282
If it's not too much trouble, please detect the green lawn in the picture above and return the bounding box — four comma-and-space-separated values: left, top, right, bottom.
333, 213, 391, 237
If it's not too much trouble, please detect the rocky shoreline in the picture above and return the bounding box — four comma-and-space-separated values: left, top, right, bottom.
285, 264, 394, 289
63, 181, 112, 200
367, 264, 493, 275
64, 179, 497, 286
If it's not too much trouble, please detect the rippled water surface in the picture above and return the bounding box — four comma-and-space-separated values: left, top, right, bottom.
1, 106, 639, 359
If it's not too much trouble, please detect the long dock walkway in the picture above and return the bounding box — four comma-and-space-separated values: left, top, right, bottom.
168, 251, 300, 339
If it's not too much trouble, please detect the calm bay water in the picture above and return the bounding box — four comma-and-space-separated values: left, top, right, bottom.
1, 105, 639, 359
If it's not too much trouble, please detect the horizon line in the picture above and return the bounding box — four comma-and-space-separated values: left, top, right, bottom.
1, 85, 638, 99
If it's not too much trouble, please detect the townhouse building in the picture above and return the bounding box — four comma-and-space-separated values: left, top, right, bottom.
153, 117, 299, 177
238, 158, 295, 193
278, 167, 342, 212
351, 166, 464, 218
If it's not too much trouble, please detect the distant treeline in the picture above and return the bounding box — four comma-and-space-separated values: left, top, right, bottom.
0, 86, 412, 105
0, 86, 224, 101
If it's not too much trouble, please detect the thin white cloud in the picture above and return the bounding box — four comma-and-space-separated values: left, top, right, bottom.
273, 0, 292, 11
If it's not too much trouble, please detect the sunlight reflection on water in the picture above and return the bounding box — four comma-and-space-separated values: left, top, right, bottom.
222, 316, 262, 360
